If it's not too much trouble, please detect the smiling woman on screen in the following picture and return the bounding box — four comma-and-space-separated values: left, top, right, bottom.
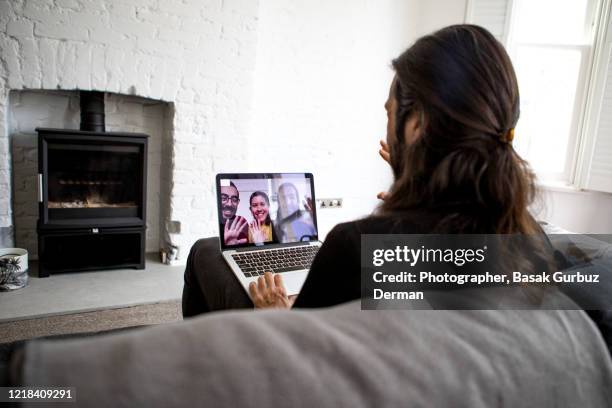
248, 191, 276, 244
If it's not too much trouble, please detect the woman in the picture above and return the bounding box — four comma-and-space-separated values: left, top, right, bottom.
182, 24, 550, 314
247, 24, 551, 309
248, 191, 276, 244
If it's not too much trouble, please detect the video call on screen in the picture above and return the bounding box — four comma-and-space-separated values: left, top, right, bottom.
219, 175, 317, 247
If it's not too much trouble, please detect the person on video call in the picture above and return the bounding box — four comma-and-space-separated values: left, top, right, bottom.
220, 181, 248, 245
248, 191, 277, 244
275, 183, 316, 243
183, 24, 556, 314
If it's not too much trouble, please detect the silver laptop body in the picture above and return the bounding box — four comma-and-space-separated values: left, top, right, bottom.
216, 173, 322, 296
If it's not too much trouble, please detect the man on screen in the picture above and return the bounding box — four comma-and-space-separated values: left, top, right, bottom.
275, 182, 316, 243
220, 181, 249, 245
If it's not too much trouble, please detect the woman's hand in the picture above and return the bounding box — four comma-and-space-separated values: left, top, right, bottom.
249, 219, 267, 244
379, 139, 391, 164
378, 139, 391, 200
249, 272, 296, 309
377, 191, 388, 200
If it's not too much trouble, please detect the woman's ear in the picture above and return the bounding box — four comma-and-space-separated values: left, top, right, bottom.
403, 110, 424, 145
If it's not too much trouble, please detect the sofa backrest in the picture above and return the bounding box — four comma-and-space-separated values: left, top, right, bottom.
23, 301, 612, 408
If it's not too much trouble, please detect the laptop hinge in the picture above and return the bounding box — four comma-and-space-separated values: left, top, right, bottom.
234, 241, 317, 252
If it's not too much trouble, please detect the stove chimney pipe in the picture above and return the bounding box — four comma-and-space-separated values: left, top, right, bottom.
80, 91, 105, 132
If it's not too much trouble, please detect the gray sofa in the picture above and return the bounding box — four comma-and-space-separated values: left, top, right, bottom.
9, 229, 612, 407
15, 299, 612, 407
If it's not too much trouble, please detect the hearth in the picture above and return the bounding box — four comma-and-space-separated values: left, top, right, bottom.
36, 91, 148, 277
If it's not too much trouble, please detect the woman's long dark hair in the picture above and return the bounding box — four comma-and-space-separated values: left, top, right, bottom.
380, 25, 551, 276
382, 24, 539, 235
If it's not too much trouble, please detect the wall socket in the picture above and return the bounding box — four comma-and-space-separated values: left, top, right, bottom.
316, 198, 343, 209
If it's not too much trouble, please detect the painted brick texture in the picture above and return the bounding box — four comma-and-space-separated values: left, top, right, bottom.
0, 0, 259, 259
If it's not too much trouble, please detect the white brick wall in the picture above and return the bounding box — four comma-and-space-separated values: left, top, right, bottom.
0, 0, 260, 259
248, 0, 418, 237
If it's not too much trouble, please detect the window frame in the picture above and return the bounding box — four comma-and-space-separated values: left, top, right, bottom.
504, 0, 600, 184
573, 0, 612, 190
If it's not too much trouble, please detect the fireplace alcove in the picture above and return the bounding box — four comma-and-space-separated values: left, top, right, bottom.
9, 89, 173, 275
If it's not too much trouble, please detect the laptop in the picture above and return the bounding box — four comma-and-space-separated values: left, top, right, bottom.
216, 173, 322, 296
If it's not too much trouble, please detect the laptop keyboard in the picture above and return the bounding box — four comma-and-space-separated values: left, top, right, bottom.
231, 245, 320, 277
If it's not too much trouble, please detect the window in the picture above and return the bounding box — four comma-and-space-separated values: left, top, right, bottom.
467, 0, 612, 192
507, 0, 598, 182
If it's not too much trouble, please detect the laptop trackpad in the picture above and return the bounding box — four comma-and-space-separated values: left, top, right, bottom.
282, 270, 308, 296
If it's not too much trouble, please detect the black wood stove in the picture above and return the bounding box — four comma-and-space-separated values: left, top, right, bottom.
36, 91, 148, 277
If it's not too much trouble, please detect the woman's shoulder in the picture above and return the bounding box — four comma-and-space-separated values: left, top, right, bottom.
327, 211, 439, 238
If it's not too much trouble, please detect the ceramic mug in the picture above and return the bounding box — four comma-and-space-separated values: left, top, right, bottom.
0, 248, 28, 291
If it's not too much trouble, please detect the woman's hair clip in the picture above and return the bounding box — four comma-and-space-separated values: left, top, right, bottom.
501, 128, 515, 143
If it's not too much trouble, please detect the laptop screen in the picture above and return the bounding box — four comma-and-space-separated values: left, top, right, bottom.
216, 173, 318, 250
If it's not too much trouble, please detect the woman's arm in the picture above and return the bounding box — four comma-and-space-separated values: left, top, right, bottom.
292, 222, 361, 308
